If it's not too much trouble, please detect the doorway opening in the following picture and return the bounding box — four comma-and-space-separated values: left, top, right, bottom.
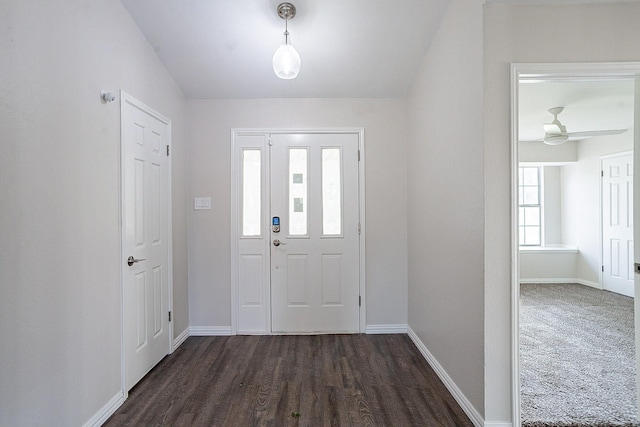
511, 63, 640, 426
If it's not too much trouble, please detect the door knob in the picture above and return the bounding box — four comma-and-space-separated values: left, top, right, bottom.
127, 256, 146, 266
273, 239, 287, 247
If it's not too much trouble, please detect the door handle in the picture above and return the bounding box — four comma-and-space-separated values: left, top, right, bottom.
273, 239, 287, 247
127, 256, 146, 266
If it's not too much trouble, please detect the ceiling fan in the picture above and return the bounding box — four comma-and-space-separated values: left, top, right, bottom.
527, 107, 628, 145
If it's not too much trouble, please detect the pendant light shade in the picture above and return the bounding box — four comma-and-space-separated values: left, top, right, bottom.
273, 3, 300, 80
272, 32, 301, 79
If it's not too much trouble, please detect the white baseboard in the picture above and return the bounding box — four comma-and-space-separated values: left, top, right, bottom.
190, 326, 233, 336
406, 327, 484, 427
81, 391, 125, 427
577, 279, 601, 289
173, 327, 190, 350
484, 423, 513, 427
365, 324, 408, 334
520, 278, 602, 289
84, 326, 232, 426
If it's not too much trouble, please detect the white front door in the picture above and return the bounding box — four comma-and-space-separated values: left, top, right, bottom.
602, 152, 634, 297
270, 133, 360, 333
121, 93, 171, 390
232, 131, 362, 334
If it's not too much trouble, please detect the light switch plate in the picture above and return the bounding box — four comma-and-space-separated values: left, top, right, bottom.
194, 197, 212, 210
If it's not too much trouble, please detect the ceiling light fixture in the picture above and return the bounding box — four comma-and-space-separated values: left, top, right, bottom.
272, 2, 301, 80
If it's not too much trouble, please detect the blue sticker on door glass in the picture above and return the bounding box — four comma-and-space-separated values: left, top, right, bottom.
294, 198, 304, 212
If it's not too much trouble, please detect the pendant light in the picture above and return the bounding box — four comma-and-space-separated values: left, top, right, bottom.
272, 3, 301, 80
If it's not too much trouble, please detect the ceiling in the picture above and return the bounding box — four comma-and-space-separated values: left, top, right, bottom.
120, 0, 450, 99
120, 1, 636, 134
518, 79, 635, 143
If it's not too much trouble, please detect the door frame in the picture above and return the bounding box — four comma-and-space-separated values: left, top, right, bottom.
230, 128, 366, 335
510, 62, 640, 425
119, 91, 174, 398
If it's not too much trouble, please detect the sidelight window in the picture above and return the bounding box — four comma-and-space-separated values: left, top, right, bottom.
322, 148, 342, 236
242, 149, 261, 236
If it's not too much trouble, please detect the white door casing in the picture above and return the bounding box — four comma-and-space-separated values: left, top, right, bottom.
231, 130, 365, 334
121, 92, 172, 392
602, 152, 634, 297
511, 62, 640, 425
270, 133, 360, 333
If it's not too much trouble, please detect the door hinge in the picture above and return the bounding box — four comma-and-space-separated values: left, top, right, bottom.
358, 223, 361, 235
601, 170, 604, 177
358, 150, 361, 161
602, 265, 604, 272
168, 311, 172, 322
167, 145, 170, 156
268, 135, 273, 146
359, 296, 362, 307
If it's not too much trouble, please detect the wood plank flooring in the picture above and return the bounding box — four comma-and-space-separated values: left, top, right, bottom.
104, 334, 473, 427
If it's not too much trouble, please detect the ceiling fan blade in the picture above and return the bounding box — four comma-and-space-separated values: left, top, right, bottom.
566, 129, 628, 138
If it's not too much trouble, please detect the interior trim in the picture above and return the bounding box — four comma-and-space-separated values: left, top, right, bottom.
189, 326, 234, 336
407, 326, 484, 427
365, 324, 408, 334
510, 61, 640, 426
81, 392, 125, 427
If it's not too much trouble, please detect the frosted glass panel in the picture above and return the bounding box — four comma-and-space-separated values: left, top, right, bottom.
242, 149, 261, 236
322, 148, 342, 235
289, 148, 308, 236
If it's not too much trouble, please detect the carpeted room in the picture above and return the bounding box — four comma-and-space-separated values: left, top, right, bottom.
519, 283, 636, 426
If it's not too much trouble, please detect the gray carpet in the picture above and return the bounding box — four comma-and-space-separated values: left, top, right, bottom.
520, 283, 638, 427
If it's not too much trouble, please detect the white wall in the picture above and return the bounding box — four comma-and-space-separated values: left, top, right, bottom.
484, 3, 640, 423
519, 140, 577, 163
519, 250, 578, 281
407, 0, 485, 418
543, 166, 562, 245
0, 1, 188, 425
186, 98, 408, 329
562, 133, 633, 284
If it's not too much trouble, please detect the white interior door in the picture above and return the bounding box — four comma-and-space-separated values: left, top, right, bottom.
270, 133, 360, 333
121, 93, 171, 391
602, 152, 634, 297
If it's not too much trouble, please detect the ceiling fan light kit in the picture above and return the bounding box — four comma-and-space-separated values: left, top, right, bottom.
543, 134, 569, 145
272, 2, 301, 80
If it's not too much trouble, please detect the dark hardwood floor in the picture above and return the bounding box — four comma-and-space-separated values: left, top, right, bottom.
104, 334, 473, 427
